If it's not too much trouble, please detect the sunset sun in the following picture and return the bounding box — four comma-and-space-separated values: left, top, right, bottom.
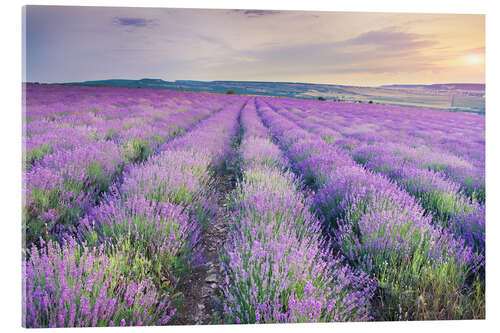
465, 54, 483, 65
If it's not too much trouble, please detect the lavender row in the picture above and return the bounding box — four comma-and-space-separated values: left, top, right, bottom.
352, 143, 485, 253
22, 85, 244, 327
263, 99, 485, 262
221, 100, 375, 323
255, 98, 483, 320
266, 103, 485, 255
360, 142, 485, 203
23, 238, 176, 327
78, 94, 246, 300
23, 97, 247, 328
23, 86, 231, 246
24, 89, 229, 169
76, 97, 246, 288
267, 96, 484, 167
267, 98, 485, 202
24, 84, 225, 167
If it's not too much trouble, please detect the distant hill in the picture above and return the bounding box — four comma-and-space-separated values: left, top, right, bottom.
59, 78, 485, 114
64, 78, 359, 99
381, 83, 485, 91
68, 78, 171, 88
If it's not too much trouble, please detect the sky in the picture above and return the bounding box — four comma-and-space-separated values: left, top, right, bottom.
23, 6, 485, 86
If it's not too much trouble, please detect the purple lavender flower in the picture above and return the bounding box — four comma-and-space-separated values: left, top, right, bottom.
22, 237, 174, 327
256, 96, 483, 320
222, 100, 375, 323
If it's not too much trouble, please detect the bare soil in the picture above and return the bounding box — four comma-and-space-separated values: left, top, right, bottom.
174, 173, 234, 325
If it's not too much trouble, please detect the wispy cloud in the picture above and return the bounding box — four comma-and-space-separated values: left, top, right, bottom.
465, 46, 485, 54
244, 27, 438, 68
202, 26, 444, 80
113, 17, 155, 27
338, 27, 437, 52
231, 9, 282, 18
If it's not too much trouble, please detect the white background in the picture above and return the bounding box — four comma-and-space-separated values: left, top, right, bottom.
1, 0, 498, 332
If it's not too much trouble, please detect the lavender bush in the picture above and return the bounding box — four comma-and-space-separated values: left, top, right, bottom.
256, 98, 484, 320
221, 101, 375, 323
22, 237, 176, 328
23, 84, 232, 247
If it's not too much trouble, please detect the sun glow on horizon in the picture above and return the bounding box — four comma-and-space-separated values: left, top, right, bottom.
465, 54, 484, 66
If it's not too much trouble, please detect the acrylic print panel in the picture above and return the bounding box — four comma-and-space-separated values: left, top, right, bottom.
22, 5, 485, 327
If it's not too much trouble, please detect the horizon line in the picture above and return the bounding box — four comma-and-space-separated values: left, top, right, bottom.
24, 78, 487, 89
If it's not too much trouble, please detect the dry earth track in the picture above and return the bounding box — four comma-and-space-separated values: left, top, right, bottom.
174, 173, 234, 325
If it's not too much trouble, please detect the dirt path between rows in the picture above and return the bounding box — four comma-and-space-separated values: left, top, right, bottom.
174, 173, 234, 325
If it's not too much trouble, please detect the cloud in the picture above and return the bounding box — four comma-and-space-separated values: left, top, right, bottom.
204, 26, 443, 79
113, 17, 155, 27
231, 9, 282, 18
244, 27, 437, 66
464, 46, 485, 54
338, 27, 437, 52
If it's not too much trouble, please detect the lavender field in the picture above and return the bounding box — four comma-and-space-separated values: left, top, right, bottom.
22, 83, 485, 327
